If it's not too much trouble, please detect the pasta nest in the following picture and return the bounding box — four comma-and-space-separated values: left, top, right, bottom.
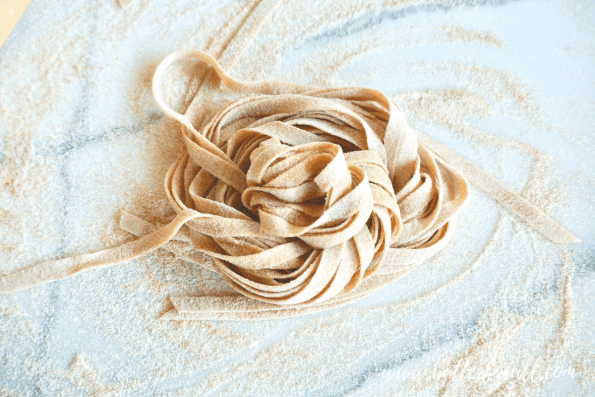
159, 51, 469, 306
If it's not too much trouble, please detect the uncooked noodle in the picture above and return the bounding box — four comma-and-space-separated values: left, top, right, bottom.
0, 50, 578, 320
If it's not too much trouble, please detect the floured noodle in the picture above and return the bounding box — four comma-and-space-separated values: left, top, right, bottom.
0, 49, 577, 320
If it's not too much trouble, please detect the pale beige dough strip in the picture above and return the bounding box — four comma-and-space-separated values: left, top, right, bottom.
161, 267, 418, 321
413, 129, 580, 243
0, 209, 199, 294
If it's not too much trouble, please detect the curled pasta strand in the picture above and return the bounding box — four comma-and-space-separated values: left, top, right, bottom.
0, 50, 579, 320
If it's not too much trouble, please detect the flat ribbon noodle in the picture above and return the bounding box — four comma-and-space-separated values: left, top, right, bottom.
0, 49, 579, 320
